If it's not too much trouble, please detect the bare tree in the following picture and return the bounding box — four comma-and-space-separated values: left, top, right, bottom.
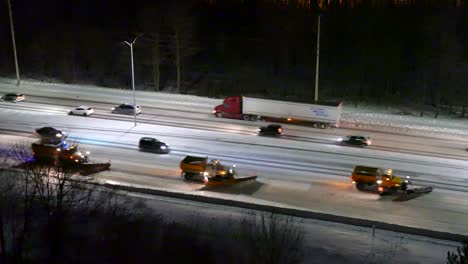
240, 212, 304, 264
166, 0, 200, 93
447, 240, 468, 264
140, 3, 169, 92
4, 143, 97, 263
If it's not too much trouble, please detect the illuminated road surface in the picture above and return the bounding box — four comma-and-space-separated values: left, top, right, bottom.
0, 81, 468, 236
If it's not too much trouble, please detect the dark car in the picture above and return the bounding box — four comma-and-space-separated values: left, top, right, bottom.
139, 137, 170, 154
34, 127, 65, 138
1, 93, 25, 102
257, 124, 283, 137
112, 104, 141, 115
338, 135, 371, 147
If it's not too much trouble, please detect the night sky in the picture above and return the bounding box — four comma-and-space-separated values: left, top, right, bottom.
1, 0, 467, 104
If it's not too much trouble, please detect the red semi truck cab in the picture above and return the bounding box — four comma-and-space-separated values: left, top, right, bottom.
213, 96, 243, 119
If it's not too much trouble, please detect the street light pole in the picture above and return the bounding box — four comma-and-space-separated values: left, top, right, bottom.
7, 0, 20, 86
124, 37, 138, 127
314, 14, 321, 102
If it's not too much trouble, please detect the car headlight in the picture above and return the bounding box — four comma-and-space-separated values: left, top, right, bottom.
160, 145, 167, 150
376, 180, 382, 184
56, 133, 62, 138
203, 172, 209, 177
256, 129, 261, 133
337, 138, 343, 142
111, 107, 115, 110
212, 110, 216, 113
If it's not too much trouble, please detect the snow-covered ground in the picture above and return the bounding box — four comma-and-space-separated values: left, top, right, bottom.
133, 190, 459, 264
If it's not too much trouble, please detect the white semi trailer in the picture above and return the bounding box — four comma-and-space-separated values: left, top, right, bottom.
213, 96, 342, 128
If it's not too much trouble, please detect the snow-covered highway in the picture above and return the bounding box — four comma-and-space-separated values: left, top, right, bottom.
1, 79, 468, 237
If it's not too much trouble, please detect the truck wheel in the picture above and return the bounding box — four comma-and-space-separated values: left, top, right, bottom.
320, 123, 328, 129
216, 112, 223, 118
401, 181, 408, 190
355, 183, 366, 191
243, 115, 250, 121
182, 173, 192, 181
313, 123, 320, 128
250, 115, 258, 121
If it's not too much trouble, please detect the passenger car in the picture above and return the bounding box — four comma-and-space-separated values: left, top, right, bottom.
69, 106, 94, 116
111, 104, 141, 115
138, 137, 170, 154
257, 124, 283, 137
1, 93, 25, 102
338, 135, 371, 147
34, 127, 65, 139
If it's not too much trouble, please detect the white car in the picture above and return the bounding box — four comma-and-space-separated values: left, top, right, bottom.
69, 106, 94, 116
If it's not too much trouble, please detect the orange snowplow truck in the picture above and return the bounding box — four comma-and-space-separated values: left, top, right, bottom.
179, 156, 231, 182
350, 166, 411, 194
179, 156, 257, 186
32, 140, 89, 165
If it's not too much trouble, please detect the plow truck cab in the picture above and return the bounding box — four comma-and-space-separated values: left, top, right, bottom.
179, 156, 234, 182
32, 140, 89, 165
350, 166, 410, 195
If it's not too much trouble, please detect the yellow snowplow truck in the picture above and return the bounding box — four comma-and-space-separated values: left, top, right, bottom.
350, 166, 412, 195
29, 139, 111, 176
350, 166, 433, 196
179, 156, 257, 186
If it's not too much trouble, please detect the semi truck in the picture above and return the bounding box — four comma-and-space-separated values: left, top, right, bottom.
213, 96, 342, 128
179, 156, 257, 186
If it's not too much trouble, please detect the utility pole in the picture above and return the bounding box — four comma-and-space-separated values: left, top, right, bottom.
314, 14, 321, 102
124, 36, 139, 127
7, 0, 21, 86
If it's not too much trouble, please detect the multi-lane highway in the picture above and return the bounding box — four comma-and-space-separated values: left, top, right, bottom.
1, 81, 468, 236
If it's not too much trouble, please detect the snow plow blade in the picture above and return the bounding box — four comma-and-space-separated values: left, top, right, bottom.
78, 163, 111, 176
14, 161, 111, 176
204, 175, 258, 187
393, 186, 433, 202
405, 186, 433, 194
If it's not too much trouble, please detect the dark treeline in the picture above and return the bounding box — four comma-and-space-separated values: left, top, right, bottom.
0, 0, 467, 106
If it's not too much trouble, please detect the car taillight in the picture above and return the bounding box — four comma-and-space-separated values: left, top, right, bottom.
278, 128, 283, 133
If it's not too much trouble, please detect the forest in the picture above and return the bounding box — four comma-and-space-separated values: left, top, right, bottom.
0, 0, 467, 107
